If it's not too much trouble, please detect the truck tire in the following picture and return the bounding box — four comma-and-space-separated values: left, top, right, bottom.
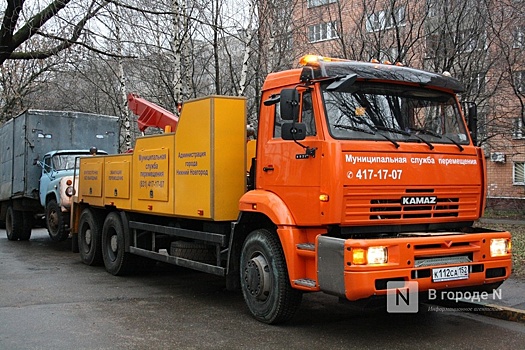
5, 206, 23, 241
240, 229, 302, 324
18, 212, 34, 241
78, 208, 103, 266
101, 212, 135, 276
46, 199, 69, 242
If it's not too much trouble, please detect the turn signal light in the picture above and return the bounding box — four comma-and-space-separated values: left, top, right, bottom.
352, 248, 366, 265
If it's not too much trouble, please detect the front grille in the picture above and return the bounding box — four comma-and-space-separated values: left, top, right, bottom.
342, 186, 480, 224
369, 197, 459, 219
414, 255, 472, 268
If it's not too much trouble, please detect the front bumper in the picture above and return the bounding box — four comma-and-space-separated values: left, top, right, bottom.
317, 231, 512, 301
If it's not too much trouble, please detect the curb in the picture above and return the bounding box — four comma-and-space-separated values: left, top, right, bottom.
473, 304, 525, 323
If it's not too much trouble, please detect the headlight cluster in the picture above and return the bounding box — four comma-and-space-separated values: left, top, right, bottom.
63, 178, 76, 197
352, 246, 388, 265
65, 186, 76, 197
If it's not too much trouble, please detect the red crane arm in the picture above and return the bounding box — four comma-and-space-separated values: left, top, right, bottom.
127, 93, 179, 132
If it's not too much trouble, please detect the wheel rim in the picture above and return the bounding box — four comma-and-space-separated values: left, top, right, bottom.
48, 209, 59, 231
84, 229, 92, 246
244, 254, 271, 301
107, 232, 118, 262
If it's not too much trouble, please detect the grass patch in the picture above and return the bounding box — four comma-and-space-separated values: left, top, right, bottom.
483, 208, 525, 220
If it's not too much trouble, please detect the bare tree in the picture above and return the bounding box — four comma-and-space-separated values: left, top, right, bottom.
0, 1, 111, 65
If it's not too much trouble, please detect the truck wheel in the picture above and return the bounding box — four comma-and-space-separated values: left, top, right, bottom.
78, 208, 103, 266
46, 199, 69, 242
18, 212, 34, 241
102, 212, 135, 275
240, 229, 302, 324
5, 206, 22, 241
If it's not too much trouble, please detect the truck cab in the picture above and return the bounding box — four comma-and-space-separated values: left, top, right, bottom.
236, 55, 510, 318
37, 149, 107, 241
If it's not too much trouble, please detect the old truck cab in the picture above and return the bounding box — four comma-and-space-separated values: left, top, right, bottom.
37, 149, 107, 241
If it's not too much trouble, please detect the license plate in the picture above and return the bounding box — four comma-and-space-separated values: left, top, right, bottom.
432, 265, 469, 282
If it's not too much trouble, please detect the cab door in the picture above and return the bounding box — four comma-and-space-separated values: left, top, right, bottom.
256, 90, 324, 225
38, 155, 54, 205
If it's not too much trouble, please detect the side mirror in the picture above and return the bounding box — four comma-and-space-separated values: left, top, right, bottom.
464, 102, 478, 145
280, 88, 300, 121
281, 122, 306, 141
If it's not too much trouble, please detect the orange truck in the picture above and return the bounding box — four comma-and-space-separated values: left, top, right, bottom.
69, 55, 512, 324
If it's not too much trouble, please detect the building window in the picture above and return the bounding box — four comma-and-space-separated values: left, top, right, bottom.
514, 117, 524, 139
426, 0, 438, 17
515, 70, 525, 93
470, 72, 486, 95
514, 162, 525, 185
458, 30, 487, 52
513, 26, 525, 49
308, 21, 338, 42
366, 6, 406, 32
308, 0, 337, 8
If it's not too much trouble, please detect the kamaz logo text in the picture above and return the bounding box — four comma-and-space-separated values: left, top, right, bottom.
401, 196, 437, 205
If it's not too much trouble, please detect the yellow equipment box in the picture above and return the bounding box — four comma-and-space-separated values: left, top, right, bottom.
78, 95, 247, 222
104, 154, 132, 208
78, 156, 105, 207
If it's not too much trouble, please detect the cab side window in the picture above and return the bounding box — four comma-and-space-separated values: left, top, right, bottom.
43, 156, 52, 173
273, 91, 317, 138
274, 103, 283, 138
301, 92, 316, 136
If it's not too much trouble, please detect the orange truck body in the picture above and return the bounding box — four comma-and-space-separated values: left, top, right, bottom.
70, 56, 511, 324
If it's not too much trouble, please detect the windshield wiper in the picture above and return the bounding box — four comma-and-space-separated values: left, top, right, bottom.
410, 127, 463, 151
397, 127, 435, 150
334, 124, 400, 148
443, 135, 464, 151
334, 124, 399, 148
334, 124, 375, 135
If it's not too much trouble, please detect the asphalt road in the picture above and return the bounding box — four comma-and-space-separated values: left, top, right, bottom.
1, 228, 525, 350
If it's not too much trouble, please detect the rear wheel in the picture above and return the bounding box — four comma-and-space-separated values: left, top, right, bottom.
240, 229, 302, 324
78, 208, 103, 266
18, 212, 34, 241
46, 199, 69, 241
5, 206, 23, 241
102, 212, 135, 275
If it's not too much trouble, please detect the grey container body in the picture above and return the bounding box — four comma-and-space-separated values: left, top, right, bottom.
0, 110, 119, 202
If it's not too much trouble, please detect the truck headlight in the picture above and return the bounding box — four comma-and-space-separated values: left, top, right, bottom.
65, 186, 76, 197
367, 246, 388, 264
490, 238, 511, 257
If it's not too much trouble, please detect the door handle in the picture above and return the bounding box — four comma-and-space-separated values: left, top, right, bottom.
263, 166, 274, 172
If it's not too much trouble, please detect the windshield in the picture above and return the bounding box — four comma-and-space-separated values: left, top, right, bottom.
52, 154, 85, 171
323, 82, 469, 145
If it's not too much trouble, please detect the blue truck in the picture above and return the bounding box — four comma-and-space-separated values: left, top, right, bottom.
0, 109, 119, 241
